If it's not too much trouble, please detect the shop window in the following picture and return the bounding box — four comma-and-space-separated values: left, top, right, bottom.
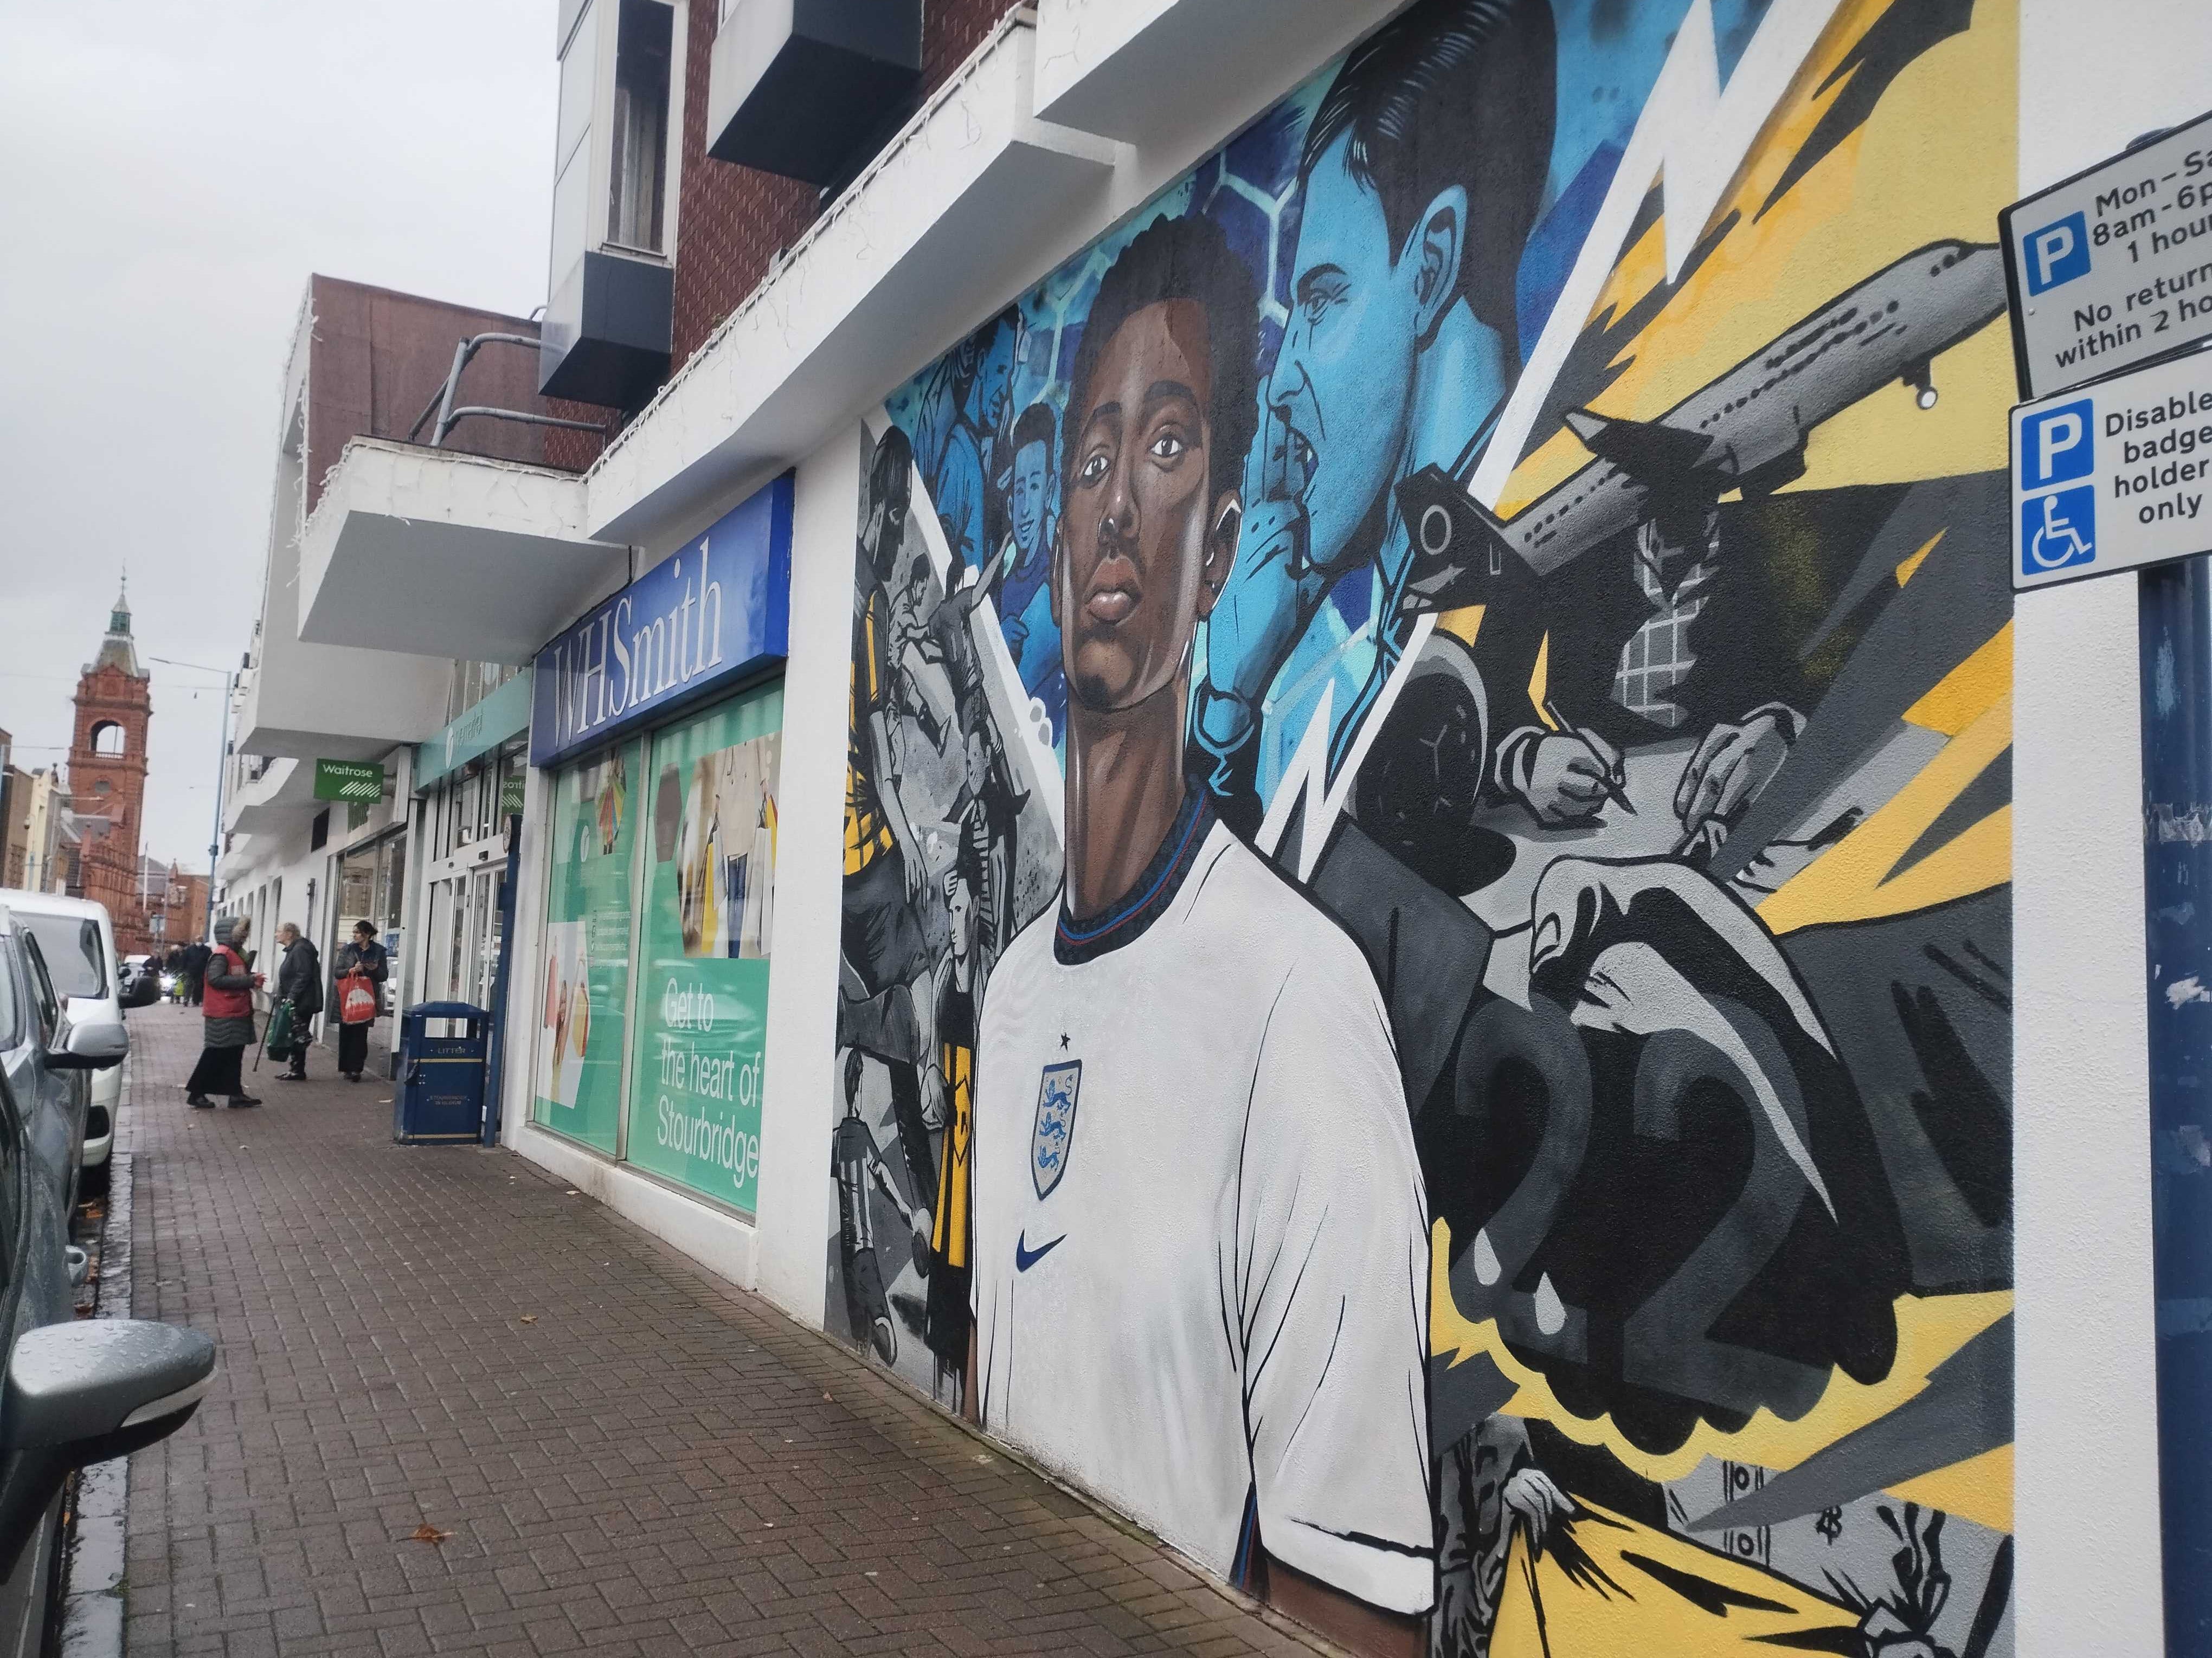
531, 740, 639, 1156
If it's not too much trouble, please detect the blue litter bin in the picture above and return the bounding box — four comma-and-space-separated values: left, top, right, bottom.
395, 1002, 490, 1144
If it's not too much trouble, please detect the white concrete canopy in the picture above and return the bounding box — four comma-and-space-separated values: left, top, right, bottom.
297, 437, 623, 666
1030, 0, 1401, 146
225, 758, 319, 835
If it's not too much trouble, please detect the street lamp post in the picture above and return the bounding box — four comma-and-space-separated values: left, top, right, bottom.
150, 655, 241, 944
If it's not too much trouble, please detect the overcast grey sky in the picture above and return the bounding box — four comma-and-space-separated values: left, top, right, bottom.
0, 0, 556, 873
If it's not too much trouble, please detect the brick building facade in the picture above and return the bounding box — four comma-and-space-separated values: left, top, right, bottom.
544, 0, 1017, 470
68, 585, 154, 954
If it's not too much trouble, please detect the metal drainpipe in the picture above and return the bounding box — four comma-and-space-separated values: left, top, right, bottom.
2140, 552, 2212, 1653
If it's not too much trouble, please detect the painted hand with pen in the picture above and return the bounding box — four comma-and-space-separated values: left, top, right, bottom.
1522, 702, 1632, 827
1671, 707, 1794, 853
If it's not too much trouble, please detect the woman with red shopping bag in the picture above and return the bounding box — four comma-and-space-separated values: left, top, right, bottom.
332, 919, 389, 1083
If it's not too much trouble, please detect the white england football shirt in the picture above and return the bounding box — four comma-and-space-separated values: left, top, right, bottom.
970, 798, 1435, 1614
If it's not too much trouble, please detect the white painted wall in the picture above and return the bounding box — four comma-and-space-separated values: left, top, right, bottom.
749, 427, 859, 1324
2014, 3, 2212, 1652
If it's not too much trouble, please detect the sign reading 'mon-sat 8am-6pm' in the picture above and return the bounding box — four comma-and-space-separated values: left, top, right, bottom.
2012, 347, 2212, 591
2002, 108, 2212, 399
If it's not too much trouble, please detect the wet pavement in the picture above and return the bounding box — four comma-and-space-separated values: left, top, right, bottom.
114, 1004, 1323, 1657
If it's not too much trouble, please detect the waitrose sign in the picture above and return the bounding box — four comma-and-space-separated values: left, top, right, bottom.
530, 472, 793, 767
313, 759, 385, 803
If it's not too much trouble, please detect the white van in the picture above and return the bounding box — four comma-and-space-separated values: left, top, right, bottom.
0, 893, 120, 1192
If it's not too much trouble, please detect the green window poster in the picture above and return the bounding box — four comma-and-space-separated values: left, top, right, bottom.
625, 686, 782, 1215
531, 739, 639, 1152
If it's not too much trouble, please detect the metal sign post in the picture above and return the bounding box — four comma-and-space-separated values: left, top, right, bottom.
2139, 557, 2212, 1656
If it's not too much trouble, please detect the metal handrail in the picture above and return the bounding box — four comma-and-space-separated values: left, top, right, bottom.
406, 333, 607, 450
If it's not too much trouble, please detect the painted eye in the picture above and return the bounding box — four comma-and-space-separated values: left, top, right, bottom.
1148, 432, 1187, 462
1077, 451, 1110, 486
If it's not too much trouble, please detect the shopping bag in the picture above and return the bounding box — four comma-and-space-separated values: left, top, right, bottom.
337, 972, 377, 1025
265, 998, 297, 1057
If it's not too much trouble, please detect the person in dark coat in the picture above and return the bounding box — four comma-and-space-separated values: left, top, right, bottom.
332, 920, 388, 1083
181, 938, 211, 1006
272, 922, 323, 1082
185, 918, 263, 1108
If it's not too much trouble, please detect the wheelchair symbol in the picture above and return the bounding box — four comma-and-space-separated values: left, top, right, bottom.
2022, 485, 2097, 575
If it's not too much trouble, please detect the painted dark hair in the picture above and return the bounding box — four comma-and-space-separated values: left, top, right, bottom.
869, 423, 914, 509
949, 829, 985, 905
1011, 399, 1057, 460
1300, 0, 1556, 347
1063, 214, 1260, 502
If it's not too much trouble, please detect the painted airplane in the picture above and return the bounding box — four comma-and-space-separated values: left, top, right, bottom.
1394, 241, 2008, 612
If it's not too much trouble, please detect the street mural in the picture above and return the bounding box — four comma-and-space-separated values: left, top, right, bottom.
827, 1, 2017, 1651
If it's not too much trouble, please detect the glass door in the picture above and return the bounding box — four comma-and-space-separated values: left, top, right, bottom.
468, 867, 504, 1012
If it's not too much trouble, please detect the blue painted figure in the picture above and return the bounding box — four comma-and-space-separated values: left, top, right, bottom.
1191, 0, 1556, 831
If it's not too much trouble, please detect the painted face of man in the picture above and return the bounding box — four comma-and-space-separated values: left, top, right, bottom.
1269, 132, 1429, 573
963, 726, 991, 797
1054, 299, 1237, 714
945, 872, 976, 961
865, 468, 910, 583
974, 328, 1014, 434
1009, 438, 1050, 563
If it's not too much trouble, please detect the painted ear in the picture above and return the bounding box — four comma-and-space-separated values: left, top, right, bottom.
1197, 491, 1240, 620
1412, 185, 1469, 341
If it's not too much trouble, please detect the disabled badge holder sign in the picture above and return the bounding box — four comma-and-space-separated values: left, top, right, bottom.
2011, 349, 2212, 591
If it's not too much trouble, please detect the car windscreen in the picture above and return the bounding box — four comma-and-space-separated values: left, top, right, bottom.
18, 917, 105, 999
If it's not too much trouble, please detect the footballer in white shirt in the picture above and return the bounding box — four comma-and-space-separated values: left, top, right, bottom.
966, 214, 1435, 1651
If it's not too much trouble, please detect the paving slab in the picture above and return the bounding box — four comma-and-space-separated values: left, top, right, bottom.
115, 1005, 1323, 1657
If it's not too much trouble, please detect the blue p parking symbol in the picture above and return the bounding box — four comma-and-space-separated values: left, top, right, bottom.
2020, 399, 2094, 489
2023, 211, 2092, 295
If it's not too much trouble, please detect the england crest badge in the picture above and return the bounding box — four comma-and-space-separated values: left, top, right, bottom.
1032, 1060, 1082, 1199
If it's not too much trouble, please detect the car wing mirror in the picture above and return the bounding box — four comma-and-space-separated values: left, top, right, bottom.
0, 1321, 215, 1569
49, 1020, 127, 1071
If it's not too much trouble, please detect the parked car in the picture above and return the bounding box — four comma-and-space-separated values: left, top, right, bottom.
116, 954, 158, 1009
0, 894, 124, 1196
0, 903, 214, 1646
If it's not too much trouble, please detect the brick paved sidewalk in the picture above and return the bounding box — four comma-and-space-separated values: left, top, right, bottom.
120, 1004, 1323, 1658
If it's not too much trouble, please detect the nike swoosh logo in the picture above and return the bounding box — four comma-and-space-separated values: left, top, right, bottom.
1014, 1231, 1066, 1272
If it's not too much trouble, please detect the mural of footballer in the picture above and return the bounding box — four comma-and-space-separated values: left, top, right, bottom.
964, 215, 1435, 1653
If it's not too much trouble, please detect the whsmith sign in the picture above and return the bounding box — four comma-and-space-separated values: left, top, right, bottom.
2002, 108, 2212, 398
530, 473, 793, 768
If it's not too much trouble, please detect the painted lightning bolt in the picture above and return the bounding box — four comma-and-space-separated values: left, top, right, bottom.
1258, 0, 1848, 882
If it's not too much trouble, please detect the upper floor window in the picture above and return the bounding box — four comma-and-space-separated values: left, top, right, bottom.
609, 0, 672, 255
542, 0, 678, 409
91, 721, 125, 757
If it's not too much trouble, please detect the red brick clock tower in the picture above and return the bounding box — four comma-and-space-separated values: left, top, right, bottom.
69, 582, 153, 954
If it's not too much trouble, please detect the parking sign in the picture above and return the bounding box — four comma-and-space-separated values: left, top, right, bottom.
2022, 212, 2090, 295
2020, 398, 2094, 488
2011, 350, 2212, 591
2000, 108, 2212, 398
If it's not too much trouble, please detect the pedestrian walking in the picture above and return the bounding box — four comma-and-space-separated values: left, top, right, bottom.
181, 937, 210, 1006
271, 922, 323, 1082
184, 918, 265, 1109
333, 920, 388, 1083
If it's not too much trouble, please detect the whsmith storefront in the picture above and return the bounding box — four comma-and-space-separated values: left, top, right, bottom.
519, 474, 792, 1222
